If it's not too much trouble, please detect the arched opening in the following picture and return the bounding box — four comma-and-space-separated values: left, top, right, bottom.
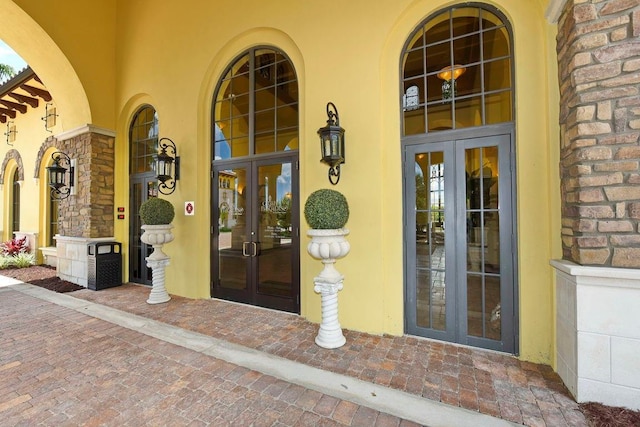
211, 47, 300, 313
128, 105, 159, 285
401, 3, 517, 353
11, 168, 20, 236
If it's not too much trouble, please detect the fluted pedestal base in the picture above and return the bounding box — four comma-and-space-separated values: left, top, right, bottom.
314, 281, 346, 348
140, 224, 174, 305
146, 257, 171, 304
307, 228, 350, 349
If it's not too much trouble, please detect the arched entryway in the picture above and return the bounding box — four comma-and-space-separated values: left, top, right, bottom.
211, 47, 300, 313
128, 105, 159, 285
401, 4, 518, 353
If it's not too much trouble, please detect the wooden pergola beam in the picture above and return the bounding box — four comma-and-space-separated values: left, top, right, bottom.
20, 84, 52, 102
8, 92, 39, 108
0, 99, 27, 114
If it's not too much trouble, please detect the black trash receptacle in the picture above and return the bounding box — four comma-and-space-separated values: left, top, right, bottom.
87, 242, 122, 290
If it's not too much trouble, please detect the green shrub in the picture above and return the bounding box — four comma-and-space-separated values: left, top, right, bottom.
139, 197, 175, 225
12, 252, 35, 268
304, 189, 349, 229
0, 255, 13, 269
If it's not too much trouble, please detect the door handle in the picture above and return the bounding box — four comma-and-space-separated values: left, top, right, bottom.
242, 242, 250, 257
251, 242, 260, 257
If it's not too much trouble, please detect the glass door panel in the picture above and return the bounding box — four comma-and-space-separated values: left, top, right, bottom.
406, 143, 455, 342
406, 132, 515, 353
129, 175, 157, 285
464, 146, 501, 340
257, 162, 295, 299
217, 166, 249, 292
415, 152, 447, 331
213, 156, 299, 313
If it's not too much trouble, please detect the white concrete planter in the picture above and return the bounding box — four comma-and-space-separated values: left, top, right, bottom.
551, 259, 640, 411
307, 228, 350, 349
141, 224, 174, 304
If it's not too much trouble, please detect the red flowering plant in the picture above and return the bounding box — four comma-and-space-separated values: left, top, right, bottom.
1, 236, 29, 256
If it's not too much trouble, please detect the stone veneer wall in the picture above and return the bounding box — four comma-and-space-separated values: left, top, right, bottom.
557, 0, 640, 267
57, 130, 115, 238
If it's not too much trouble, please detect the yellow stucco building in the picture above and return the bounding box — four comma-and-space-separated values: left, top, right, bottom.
2, 0, 640, 410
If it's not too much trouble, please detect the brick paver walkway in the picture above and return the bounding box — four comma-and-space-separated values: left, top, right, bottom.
0, 288, 421, 426
67, 284, 587, 427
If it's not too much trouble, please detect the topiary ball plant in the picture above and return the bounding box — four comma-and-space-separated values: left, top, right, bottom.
139, 197, 175, 225
304, 189, 349, 229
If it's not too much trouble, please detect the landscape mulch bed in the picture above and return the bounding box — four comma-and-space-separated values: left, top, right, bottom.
1, 265, 639, 426
1, 265, 83, 293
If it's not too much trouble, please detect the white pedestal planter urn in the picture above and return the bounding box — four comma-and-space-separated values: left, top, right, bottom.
140, 224, 174, 304
307, 228, 350, 348
304, 188, 350, 349
138, 197, 176, 305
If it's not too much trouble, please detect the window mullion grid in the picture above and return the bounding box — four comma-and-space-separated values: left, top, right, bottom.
249, 50, 256, 155
479, 7, 487, 126
448, 10, 456, 129
420, 26, 428, 135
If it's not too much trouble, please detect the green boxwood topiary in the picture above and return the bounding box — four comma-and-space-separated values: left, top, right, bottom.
139, 197, 175, 225
304, 189, 349, 229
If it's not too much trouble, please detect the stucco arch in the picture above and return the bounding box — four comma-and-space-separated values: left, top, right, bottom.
183, 27, 306, 300
379, 0, 557, 362
115, 93, 158, 180
33, 136, 59, 179
196, 27, 306, 165
0, 0, 92, 129
0, 149, 24, 184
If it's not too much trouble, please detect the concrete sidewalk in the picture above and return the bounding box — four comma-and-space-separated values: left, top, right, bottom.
0, 277, 585, 426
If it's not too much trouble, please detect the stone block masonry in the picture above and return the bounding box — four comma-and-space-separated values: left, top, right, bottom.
557, 0, 640, 267
55, 127, 115, 238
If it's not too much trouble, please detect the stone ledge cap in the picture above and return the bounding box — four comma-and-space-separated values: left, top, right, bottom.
551, 259, 640, 281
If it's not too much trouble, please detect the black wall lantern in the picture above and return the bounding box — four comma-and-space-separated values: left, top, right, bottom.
154, 137, 180, 195
317, 102, 345, 185
46, 151, 75, 200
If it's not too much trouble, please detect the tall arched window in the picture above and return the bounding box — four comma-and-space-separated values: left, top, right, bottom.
214, 47, 299, 158
401, 4, 517, 353
129, 105, 159, 285
11, 169, 20, 235
402, 5, 513, 134
129, 106, 159, 175
48, 190, 58, 246
211, 47, 300, 313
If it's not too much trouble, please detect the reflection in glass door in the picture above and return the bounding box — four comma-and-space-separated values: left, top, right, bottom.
212, 156, 299, 313
129, 174, 158, 285
405, 133, 515, 353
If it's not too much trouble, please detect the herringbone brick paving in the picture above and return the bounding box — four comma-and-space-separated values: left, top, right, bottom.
0, 289, 420, 426
69, 284, 587, 427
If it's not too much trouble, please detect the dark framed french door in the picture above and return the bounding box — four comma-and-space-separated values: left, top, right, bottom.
212, 153, 299, 313
129, 173, 157, 285
404, 127, 517, 353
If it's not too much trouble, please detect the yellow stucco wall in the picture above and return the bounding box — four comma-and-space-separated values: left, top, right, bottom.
0, 95, 62, 250
0, 0, 561, 364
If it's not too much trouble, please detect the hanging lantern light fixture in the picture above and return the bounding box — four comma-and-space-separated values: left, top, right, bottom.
154, 137, 180, 195
317, 102, 345, 185
46, 151, 75, 200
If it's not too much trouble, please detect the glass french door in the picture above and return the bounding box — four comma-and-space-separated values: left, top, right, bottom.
129, 174, 158, 285
404, 132, 516, 353
212, 154, 299, 313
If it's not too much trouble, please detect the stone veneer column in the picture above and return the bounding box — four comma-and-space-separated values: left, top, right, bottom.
53, 125, 117, 287
56, 125, 116, 238
553, 1, 640, 411
557, 0, 640, 267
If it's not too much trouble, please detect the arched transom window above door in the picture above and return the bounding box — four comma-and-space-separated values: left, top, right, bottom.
129, 105, 159, 175
401, 4, 513, 135
214, 47, 299, 159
